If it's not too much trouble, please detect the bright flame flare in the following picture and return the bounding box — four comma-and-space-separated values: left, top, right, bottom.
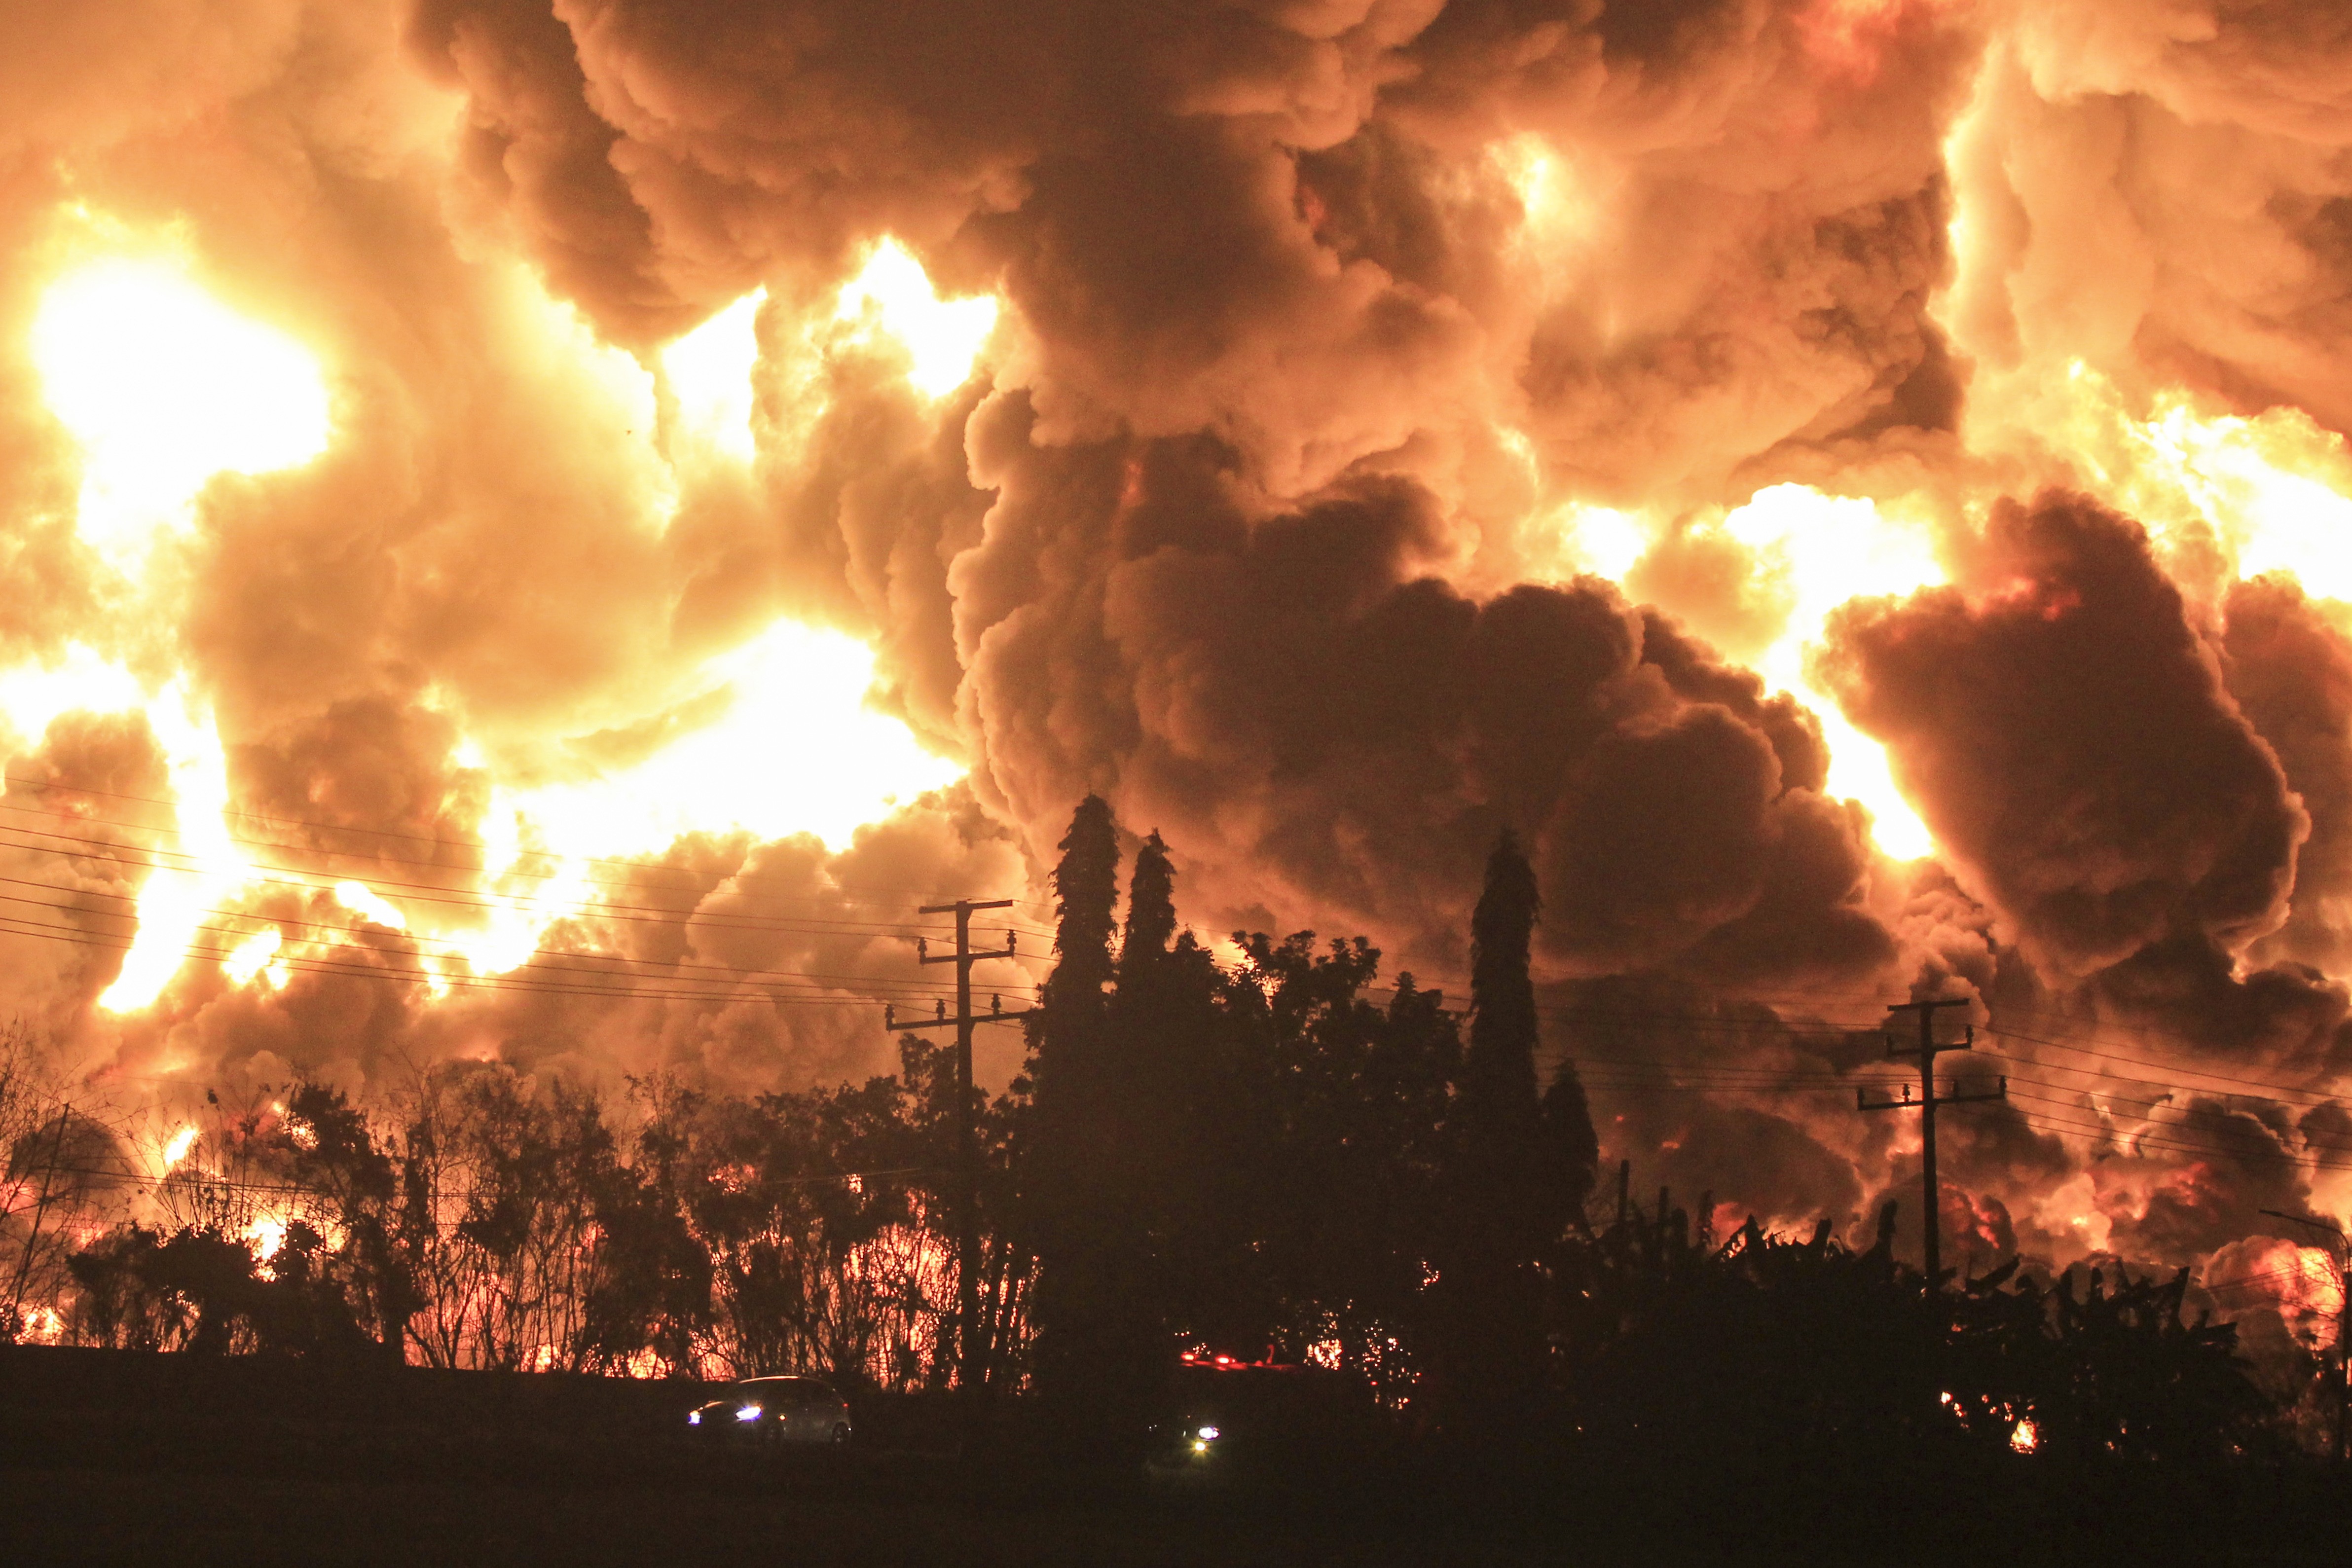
99, 690, 257, 1012
836, 240, 998, 399
334, 881, 406, 931
223, 929, 283, 988
662, 290, 765, 460
1555, 505, 1649, 583
1720, 485, 1943, 859
30, 257, 330, 558
2047, 366, 2352, 604
245, 1212, 288, 1263
493, 619, 962, 864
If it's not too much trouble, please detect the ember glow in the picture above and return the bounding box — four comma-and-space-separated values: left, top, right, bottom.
0, 0, 2348, 1341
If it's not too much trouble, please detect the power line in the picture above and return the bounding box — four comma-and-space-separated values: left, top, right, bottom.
2004, 1104, 2352, 1169
0, 813, 1045, 939
1987, 1051, 2341, 1112
1983, 1024, 2335, 1103
1989, 998, 2346, 1069
0, 914, 967, 1010
1998, 1077, 2352, 1157
0, 875, 979, 998
1, 772, 1058, 916
2198, 1263, 2340, 1296
0, 819, 1048, 943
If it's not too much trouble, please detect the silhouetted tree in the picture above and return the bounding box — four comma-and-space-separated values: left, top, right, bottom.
268, 1082, 417, 1360
1026, 797, 1167, 1451
1538, 1066, 1600, 1236
1230, 932, 1458, 1402
576, 1076, 713, 1376
1556, 1191, 2273, 1475
1120, 831, 1178, 972
1432, 830, 1572, 1428
1123, 839, 1267, 1362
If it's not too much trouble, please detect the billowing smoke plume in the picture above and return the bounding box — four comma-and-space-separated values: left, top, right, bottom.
4, 0, 2352, 1324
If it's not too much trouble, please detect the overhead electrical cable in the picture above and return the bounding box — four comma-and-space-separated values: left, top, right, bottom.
0, 876, 976, 997
0, 915, 970, 1009
2001, 1085, 2352, 1157
1996, 1074, 2352, 1153
0, 772, 1057, 915
0, 819, 1044, 942
1984, 1024, 2341, 1103
1984, 1052, 2342, 1111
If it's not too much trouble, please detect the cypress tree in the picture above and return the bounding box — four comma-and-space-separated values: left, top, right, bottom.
1044, 795, 1119, 1016
1433, 830, 1559, 1430
1106, 833, 1243, 1353
1118, 832, 1177, 982
1461, 830, 1544, 1189
1026, 796, 1161, 1452
1540, 1065, 1600, 1230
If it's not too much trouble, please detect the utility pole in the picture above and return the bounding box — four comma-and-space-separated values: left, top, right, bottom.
887, 900, 1029, 1413
2259, 1207, 2350, 1462
1860, 998, 2004, 1289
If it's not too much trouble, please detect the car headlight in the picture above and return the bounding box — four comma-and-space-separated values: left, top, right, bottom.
687, 1411, 701, 1425
735, 1404, 763, 1422
1197, 1425, 1219, 1440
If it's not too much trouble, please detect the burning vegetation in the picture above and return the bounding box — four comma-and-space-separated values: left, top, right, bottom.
0, 813, 2326, 1472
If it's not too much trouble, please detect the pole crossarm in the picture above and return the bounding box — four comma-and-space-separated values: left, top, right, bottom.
1860, 1078, 2006, 1111
890, 1006, 1037, 1030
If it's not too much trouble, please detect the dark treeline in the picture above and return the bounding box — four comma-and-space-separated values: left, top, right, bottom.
0, 799, 2304, 1470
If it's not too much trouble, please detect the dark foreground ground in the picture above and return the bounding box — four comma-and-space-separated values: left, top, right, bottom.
3, 1348, 2346, 1567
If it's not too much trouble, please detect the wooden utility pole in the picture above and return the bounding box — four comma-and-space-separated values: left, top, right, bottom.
889, 900, 1028, 1408
1860, 998, 2004, 1289
2259, 1207, 2350, 1463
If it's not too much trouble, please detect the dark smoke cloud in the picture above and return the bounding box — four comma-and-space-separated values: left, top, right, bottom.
951, 412, 1897, 989
1817, 489, 2305, 982
2222, 574, 2352, 975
